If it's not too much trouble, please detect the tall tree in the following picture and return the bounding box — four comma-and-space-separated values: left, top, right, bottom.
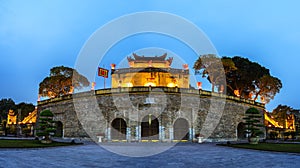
39, 66, 90, 98
16, 102, 35, 121
0, 98, 16, 121
271, 105, 296, 128
193, 54, 227, 92
252, 75, 282, 103
226, 56, 270, 98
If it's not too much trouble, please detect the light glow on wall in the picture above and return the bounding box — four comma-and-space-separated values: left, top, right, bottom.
167, 82, 177, 87
144, 82, 156, 87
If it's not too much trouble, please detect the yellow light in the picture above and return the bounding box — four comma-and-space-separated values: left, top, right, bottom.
234, 90, 240, 97
126, 82, 133, 87
144, 82, 156, 87
121, 82, 133, 87
167, 82, 176, 87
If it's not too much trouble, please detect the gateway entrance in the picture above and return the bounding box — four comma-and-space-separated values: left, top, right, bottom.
174, 118, 189, 140
141, 114, 159, 140
111, 118, 127, 140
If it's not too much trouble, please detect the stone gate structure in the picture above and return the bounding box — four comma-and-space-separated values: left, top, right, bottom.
37, 53, 265, 142
37, 87, 265, 142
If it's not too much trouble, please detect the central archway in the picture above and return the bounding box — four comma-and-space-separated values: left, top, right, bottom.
111, 118, 127, 140
141, 114, 159, 140
174, 118, 189, 140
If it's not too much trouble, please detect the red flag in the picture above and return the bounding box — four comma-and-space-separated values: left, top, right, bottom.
98, 67, 109, 78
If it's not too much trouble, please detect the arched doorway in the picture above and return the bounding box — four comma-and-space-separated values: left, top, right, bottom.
141, 114, 159, 140
111, 118, 127, 140
237, 122, 246, 139
174, 118, 189, 140
55, 121, 63, 137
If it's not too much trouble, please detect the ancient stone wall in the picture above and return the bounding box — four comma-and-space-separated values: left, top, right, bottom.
37, 87, 265, 142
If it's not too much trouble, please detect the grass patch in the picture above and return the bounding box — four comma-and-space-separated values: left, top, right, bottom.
221, 143, 300, 153
0, 139, 82, 148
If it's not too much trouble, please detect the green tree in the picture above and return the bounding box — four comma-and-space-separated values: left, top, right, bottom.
252, 75, 282, 103
271, 105, 295, 128
39, 66, 90, 98
223, 56, 282, 103
243, 107, 264, 139
193, 54, 227, 92
36, 110, 56, 142
226, 56, 270, 98
16, 102, 35, 121
0, 98, 16, 121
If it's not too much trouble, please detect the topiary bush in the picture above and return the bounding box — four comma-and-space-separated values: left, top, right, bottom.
243, 107, 264, 142
36, 110, 56, 142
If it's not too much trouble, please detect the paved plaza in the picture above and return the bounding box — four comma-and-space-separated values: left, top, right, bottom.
0, 142, 299, 168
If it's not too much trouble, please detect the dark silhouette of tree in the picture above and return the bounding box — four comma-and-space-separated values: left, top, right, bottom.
272, 104, 294, 128
0, 98, 16, 121
226, 56, 270, 98
194, 55, 282, 103
39, 66, 90, 98
253, 75, 282, 103
16, 102, 35, 121
222, 56, 282, 103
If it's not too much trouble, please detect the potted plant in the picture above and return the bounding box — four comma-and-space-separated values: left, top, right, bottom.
243, 107, 264, 144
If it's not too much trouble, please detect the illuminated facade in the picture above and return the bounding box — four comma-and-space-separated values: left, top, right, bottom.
111, 53, 189, 88
264, 111, 296, 139
37, 53, 267, 142
21, 108, 37, 124
264, 112, 295, 131
7, 110, 17, 125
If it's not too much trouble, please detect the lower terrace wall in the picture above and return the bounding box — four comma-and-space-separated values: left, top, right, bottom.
37, 87, 265, 142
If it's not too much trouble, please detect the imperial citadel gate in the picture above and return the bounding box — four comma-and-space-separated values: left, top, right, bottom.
37, 54, 265, 142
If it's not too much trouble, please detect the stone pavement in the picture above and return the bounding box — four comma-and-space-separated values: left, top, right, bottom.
0, 142, 299, 168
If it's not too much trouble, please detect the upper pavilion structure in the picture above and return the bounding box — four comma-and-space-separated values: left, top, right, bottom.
111, 53, 189, 88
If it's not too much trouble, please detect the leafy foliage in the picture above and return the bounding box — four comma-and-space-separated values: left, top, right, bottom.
16, 102, 35, 121
253, 75, 282, 103
36, 110, 56, 140
271, 105, 299, 129
0, 98, 16, 121
39, 66, 90, 98
193, 54, 227, 92
226, 56, 270, 98
243, 107, 264, 137
0, 99, 35, 122
194, 55, 282, 103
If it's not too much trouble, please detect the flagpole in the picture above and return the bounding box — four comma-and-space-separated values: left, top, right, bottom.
104, 77, 106, 89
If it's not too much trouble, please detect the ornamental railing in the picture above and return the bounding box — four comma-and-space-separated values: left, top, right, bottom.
111, 67, 189, 75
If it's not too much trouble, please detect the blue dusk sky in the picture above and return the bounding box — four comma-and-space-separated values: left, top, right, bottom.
0, 0, 299, 111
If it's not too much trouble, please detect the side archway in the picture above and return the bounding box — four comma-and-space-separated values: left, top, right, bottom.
174, 118, 189, 140
111, 118, 127, 140
55, 121, 63, 137
237, 122, 246, 139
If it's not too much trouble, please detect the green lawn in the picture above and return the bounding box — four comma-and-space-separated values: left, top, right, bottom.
223, 143, 300, 153
0, 139, 82, 148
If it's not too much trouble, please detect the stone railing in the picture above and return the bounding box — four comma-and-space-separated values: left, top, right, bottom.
37, 86, 265, 108
111, 67, 189, 75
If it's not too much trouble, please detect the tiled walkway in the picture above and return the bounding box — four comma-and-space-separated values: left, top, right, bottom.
0, 142, 299, 168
